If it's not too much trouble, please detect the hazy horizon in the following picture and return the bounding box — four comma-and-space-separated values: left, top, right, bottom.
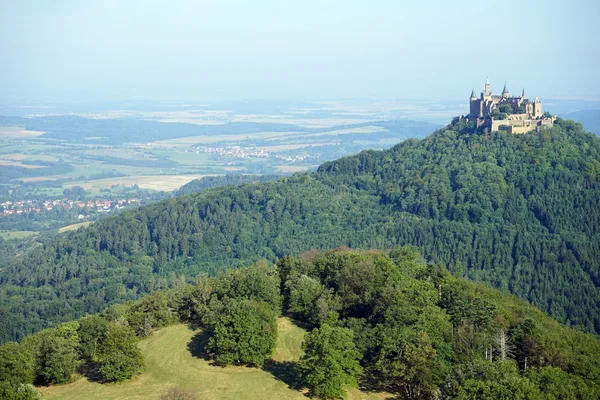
2, 0, 599, 103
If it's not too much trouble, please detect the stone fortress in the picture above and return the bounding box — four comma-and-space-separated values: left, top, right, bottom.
468, 78, 555, 133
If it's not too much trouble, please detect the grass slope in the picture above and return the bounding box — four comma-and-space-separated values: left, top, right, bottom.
57, 222, 92, 233
39, 318, 385, 400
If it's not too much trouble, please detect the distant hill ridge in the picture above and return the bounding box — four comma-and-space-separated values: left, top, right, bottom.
1, 117, 599, 342
562, 109, 600, 136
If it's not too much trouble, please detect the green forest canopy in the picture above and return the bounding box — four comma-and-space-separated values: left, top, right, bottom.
0, 117, 599, 343
2, 249, 599, 399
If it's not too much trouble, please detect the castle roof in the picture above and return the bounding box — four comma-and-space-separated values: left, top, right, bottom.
470, 89, 476, 99
502, 83, 509, 94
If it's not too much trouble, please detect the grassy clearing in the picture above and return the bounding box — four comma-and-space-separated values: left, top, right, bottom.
39, 318, 386, 400
39, 323, 307, 400
58, 222, 92, 233
272, 317, 306, 362
0, 230, 38, 239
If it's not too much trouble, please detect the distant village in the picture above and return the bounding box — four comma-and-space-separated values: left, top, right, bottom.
1, 197, 142, 217
190, 145, 312, 163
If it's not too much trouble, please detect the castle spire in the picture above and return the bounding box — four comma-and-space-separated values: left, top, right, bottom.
502, 83, 510, 98
470, 89, 477, 100
521, 88, 525, 98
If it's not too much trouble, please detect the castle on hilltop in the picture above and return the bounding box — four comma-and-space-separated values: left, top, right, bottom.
468, 79, 555, 133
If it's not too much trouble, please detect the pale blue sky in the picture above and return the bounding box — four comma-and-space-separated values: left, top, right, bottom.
1, 0, 598, 102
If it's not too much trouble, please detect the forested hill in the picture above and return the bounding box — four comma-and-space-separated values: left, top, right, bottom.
1, 118, 600, 342
175, 174, 281, 196
3, 249, 600, 399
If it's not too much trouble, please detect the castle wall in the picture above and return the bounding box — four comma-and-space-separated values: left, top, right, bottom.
491, 119, 534, 132
509, 126, 537, 134
490, 116, 554, 134
494, 122, 535, 134
507, 113, 534, 121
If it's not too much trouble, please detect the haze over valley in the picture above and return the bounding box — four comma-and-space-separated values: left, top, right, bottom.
1, 1, 600, 399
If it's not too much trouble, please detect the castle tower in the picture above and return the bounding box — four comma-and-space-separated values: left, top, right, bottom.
482, 78, 492, 102
533, 97, 542, 117
469, 89, 481, 118
502, 83, 510, 98
521, 88, 525, 99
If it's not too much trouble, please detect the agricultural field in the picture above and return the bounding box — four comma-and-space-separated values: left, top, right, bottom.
0, 159, 44, 168
1, 105, 440, 226
0, 127, 44, 138
39, 319, 386, 400
0, 230, 38, 239
64, 174, 212, 193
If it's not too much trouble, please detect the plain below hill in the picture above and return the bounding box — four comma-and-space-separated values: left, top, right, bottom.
0, 117, 599, 343
0, 115, 440, 145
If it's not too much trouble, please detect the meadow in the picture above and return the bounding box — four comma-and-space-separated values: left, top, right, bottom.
0, 230, 38, 239
39, 319, 386, 400
57, 222, 92, 233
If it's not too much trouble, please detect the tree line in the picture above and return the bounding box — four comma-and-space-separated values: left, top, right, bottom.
2, 248, 599, 399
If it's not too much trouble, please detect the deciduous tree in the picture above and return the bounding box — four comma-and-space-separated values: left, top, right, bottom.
97, 324, 144, 382
299, 324, 362, 399
207, 300, 277, 367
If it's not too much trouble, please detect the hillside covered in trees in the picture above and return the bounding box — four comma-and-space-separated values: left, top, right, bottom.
1, 118, 599, 343
2, 249, 599, 399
